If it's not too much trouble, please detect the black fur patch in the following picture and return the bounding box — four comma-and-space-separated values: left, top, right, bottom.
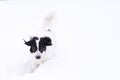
24, 37, 38, 53
24, 36, 52, 53
39, 37, 52, 53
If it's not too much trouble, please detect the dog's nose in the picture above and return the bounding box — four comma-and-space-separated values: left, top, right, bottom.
36, 56, 41, 59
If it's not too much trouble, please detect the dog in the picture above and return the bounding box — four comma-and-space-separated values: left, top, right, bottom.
23, 14, 56, 73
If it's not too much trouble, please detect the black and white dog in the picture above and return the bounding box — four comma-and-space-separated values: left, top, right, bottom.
23, 14, 56, 73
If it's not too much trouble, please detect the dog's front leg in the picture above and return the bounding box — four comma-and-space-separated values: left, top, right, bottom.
31, 61, 40, 73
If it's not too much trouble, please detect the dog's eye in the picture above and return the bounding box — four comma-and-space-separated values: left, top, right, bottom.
30, 46, 37, 53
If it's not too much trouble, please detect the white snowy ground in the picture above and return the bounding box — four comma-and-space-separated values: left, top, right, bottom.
0, 0, 120, 80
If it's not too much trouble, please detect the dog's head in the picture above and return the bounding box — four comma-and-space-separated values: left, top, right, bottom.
24, 36, 52, 59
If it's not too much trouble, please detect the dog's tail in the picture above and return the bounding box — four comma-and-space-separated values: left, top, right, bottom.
42, 13, 56, 30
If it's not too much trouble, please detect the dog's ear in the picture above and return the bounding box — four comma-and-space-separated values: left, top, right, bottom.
24, 37, 38, 46
24, 40, 37, 53
23, 37, 38, 53
39, 37, 52, 53
39, 37, 52, 46
24, 39, 33, 46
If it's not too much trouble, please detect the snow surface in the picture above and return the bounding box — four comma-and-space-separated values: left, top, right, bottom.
0, 0, 120, 80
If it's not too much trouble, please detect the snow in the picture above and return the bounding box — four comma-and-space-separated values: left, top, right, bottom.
0, 0, 120, 80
